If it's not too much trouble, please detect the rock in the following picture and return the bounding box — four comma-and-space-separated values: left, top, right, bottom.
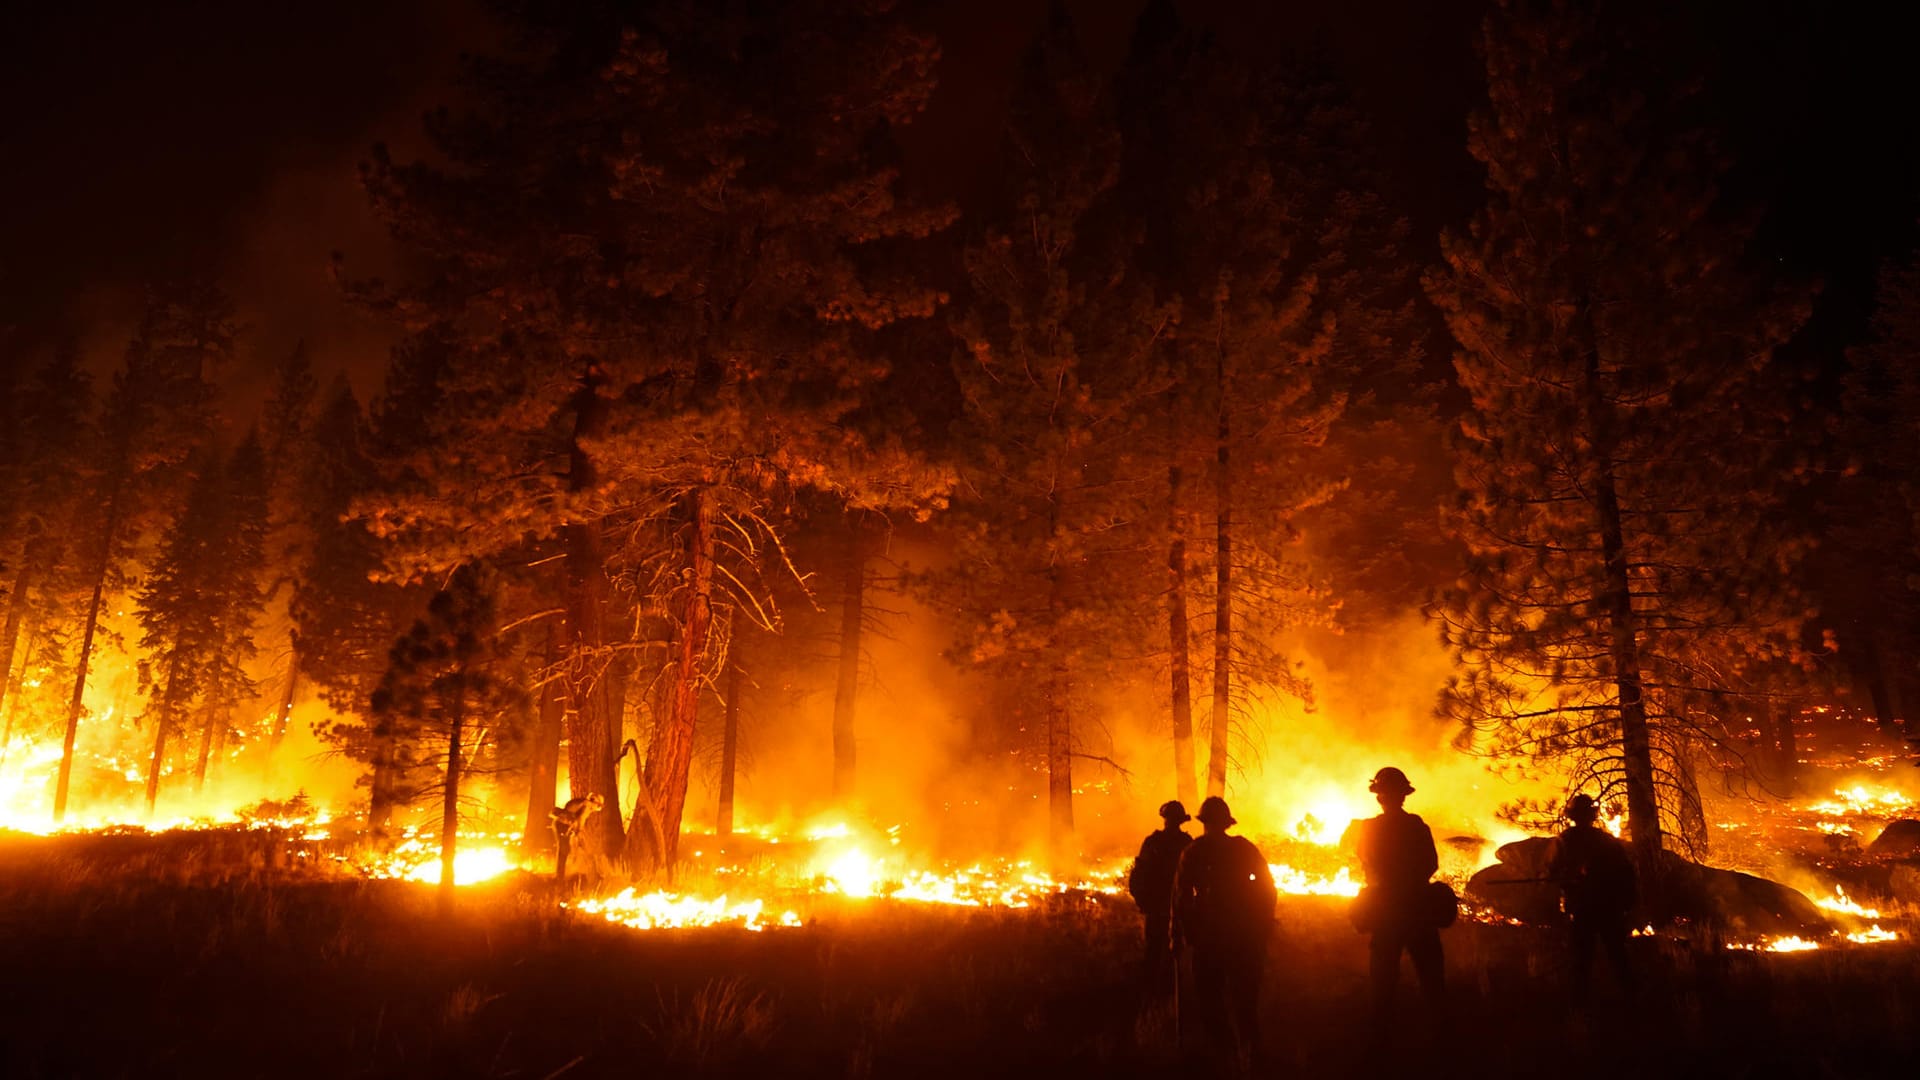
1464, 835, 1830, 935
1661, 854, 1829, 936
1867, 819, 1920, 857
1466, 837, 1562, 924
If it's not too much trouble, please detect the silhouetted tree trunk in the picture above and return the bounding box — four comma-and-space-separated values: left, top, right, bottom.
1859, 626, 1905, 734
370, 727, 399, 837
440, 680, 465, 916
1045, 494, 1074, 852
521, 621, 565, 855
144, 651, 186, 816
57, 484, 122, 823
194, 707, 217, 789
562, 378, 623, 862
718, 640, 741, 836
1207, 364, 1232, 800
1167, 462, 1197, 808
1583, 323, 1665, 891
1766, 699, 1798, 794
832, 526, 865, 802
632, 489, 714, 870
268, 637, 299, 755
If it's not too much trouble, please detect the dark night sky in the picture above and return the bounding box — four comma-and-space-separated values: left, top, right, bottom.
2, 0, 1915, 409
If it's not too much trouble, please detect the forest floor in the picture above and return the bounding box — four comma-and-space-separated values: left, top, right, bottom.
2, 829, 1917, 1080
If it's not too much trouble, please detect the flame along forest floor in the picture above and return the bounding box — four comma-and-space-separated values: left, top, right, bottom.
1, 830, 1917, 1080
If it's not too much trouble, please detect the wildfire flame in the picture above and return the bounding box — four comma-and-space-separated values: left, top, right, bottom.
1814, 885, 1882, 920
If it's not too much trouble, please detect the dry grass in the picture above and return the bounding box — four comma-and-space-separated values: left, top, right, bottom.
1, 830, 1917, 1078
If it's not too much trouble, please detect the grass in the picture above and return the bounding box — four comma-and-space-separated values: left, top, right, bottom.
1, 830, 1917, 1078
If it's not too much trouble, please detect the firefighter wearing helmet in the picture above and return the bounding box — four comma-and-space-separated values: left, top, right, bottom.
1353, 767, 1447, 1029
1172, 796, 1276, 1069
1127, 800, 1193, 993
1547, 793, 1638, 1002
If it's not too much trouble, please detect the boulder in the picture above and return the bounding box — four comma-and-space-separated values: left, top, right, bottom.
1867, 819, 1920, 857
1465, 835, 1830, 935
1663, 856, 1828, 936
1466, 838, 1562, 925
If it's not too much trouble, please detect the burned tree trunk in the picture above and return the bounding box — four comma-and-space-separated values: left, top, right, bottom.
1207, 360, 1233, 800
145, 651, 187, 816
1582, 328, 1666, 892
194, 707, 218, 790
439, 678, 466, 916
57, 495, 119, 823
1043, 490, 1074, 854
268, 635, 299, 757
1858, 625, 1905, 734
521, 621, 565, 855
631, 488, 715, 870
562, 376, 624, 863
831, 524, 865, 803
369, 714, 399, 838
1766, 698, 1798, 795
1167, 462, 1197, 808
718, 639, 741, 837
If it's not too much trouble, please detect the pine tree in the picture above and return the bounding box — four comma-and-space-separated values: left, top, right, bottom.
192, 434, 270, 786
257, 343, 319, 761
1427, 0, 1813, 884
0, 342, 93, 738
55, 281, 229, 821
936, 7, 1171, 853
1118, 5, 1414, 800
134, 435, 268, 813
368, 563, 521, 913
298, 377, 427, 831
353, 0, 950, 872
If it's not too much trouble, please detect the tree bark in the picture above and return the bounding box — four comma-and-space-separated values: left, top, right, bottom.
1206, 352, 1232, 800
369, 732, 398, 838
1858, 624, 1904, 734
145, 651, 187, 817
1767, 698, 1798, 795
561, 373, 624, 863
831, 522, 865, 803
268, 635, 299, 757
521, 620, 565, 855
1582, 318, 1666, 894
718, 637, 741, 837
57, 477, 123, 824
0, 560, 32, 724
440, 677, 465, 916
194, 706, 219, 790
1044, 494, 1074, 855
1167, 463, 1197, 808
630, 488, 714, 870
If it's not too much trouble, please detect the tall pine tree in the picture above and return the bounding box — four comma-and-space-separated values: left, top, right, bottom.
55, 281, 229, 821
1427, 0, 1813, 883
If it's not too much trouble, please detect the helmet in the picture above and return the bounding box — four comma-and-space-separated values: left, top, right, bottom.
1197, 796, 1236, 827
1369, 767, 1414, 796
1565, 793, 1599, 823
1158, 800, 1191, 825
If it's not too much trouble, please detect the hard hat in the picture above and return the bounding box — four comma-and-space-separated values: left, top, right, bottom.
1369, 767, 1414, 796
1159, 800, 1191, 824
1565, 793, 1599, 822
1197, 796, 1236, 827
